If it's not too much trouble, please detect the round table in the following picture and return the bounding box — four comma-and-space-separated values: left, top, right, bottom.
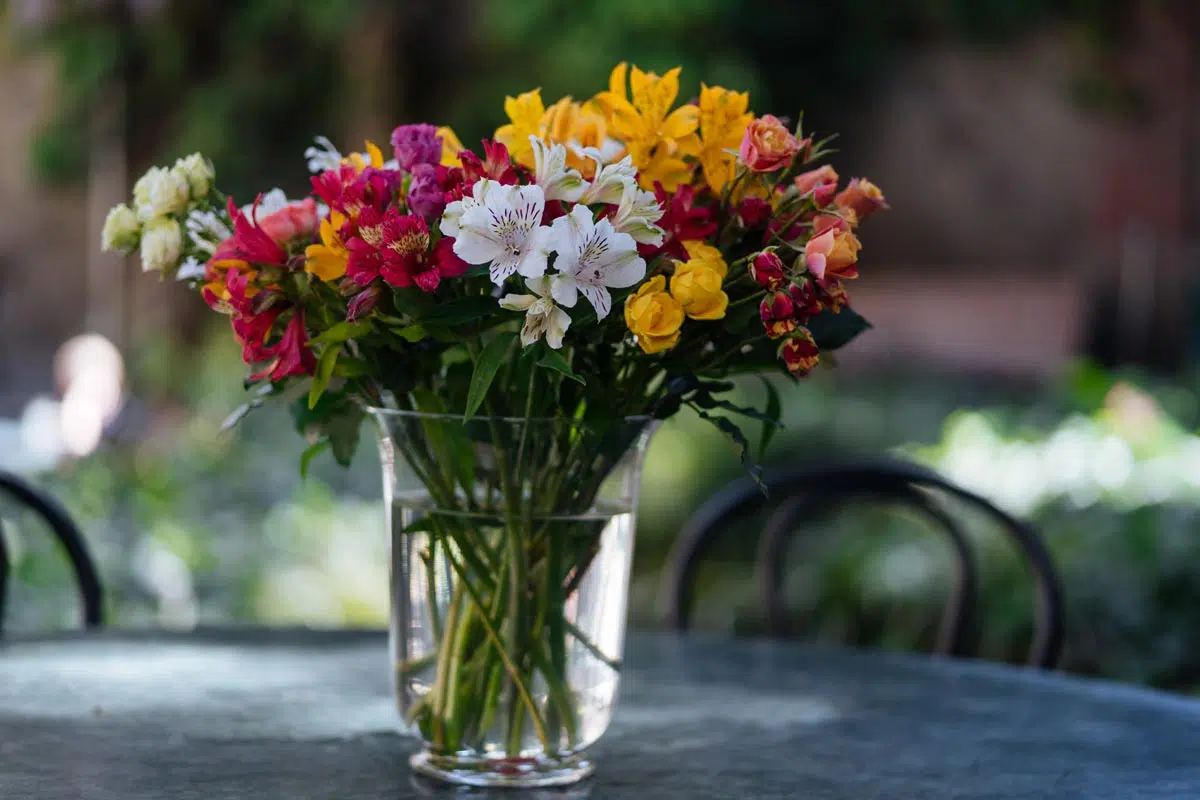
1, 630, 1197, 799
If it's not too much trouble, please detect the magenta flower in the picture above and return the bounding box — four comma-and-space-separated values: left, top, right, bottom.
390, 124, 442, 172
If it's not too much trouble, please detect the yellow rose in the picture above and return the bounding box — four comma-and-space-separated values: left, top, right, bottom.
670, 262, 728, 320
680, 240, 728, 278
624, 275, 684, 354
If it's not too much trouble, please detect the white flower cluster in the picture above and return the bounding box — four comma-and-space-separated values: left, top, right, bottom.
101, 153, 215, 276
442, 135, 666, 349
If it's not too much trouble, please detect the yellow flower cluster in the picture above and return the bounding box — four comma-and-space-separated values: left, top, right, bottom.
624, 242, 729, 354
494, 63, 752, 193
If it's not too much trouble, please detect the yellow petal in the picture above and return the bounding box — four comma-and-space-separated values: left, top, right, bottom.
608, 62, 629, 101
365, 141, 384, 168
437, 126, 464, 167
304, 245, 348, 281
661, 104, 700, 140
504, 89, 545, 132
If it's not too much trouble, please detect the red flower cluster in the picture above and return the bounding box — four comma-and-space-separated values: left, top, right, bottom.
204, 269, 314, 382
641, 183, 717, 261
345, 207, 467, 292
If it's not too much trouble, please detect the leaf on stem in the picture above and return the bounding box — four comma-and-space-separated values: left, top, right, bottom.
299, 439, 330, 479
537, 348, 586, 385
307, 346, 340, 409
806, 306, 871, 350
693, 407, 765, 493
757, 374, 782, 461
309, 319, 373, 347
464, 331, 517, 420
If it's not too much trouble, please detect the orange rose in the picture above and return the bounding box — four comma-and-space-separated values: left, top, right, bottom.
739, 114, 800, 173
834, 178, 888, 221
804, 228, 861, 282
794, 165, 838, 200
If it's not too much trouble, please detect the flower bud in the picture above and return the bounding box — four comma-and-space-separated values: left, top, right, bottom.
779, 329, 820, 376
759, 290, 797, 339
101, 203, 140, 254
751, 250, 786, 292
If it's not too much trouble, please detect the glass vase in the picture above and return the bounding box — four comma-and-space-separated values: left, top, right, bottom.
371, 409, 656, 788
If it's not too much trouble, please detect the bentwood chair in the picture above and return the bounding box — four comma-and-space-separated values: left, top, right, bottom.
0, 470, 104, 635
661, 456, 1065, 668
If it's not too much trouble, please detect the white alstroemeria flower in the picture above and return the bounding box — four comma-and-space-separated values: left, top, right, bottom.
132, 166, 190, 222
548, 204, 645, 320
185, 209, 232, 256
139, 217, 183, 274
610, 180, 665, 247
439, 178, 496, 238
530, 135, 586, 203
176, 256, 207, 282
499, 276, 571, 349
101, 203, 140, 254
454, 182, 552, 284
575, 152, 637, 206
304, 136, 343, 173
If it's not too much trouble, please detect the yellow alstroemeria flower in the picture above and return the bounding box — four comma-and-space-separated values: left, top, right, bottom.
697, 84, 753, 194
542, 96, 612, 177
494, 89, 546, 168
437, 126, 464, 167
593, 63, 700, 191
344, 141, 384, 173
304, 211, 349, 281
681, 240, 728, 278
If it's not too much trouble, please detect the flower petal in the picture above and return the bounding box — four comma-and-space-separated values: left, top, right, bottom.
578, 283, 612, 320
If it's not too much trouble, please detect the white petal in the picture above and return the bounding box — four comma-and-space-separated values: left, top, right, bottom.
550, 204, 594, 263
454, 224, 506, 266
515, 246, 549, 280
498, 293, 536, 311
578, 284, 612, 320
525, 275, 554, 298
550, 273, 579, 308
490, 256, 521, 284
546, 307, 571, 349
598, 250, 646, 289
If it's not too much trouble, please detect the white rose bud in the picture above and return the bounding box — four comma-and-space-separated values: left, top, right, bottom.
100, 203, 140, 254
132, 166, 190, 221
173, 152, 214, 197
139, 217, 183, 274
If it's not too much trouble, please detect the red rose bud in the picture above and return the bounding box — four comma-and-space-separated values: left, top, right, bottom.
738, 197, 772, 228
751, 250, 787, 291
780, 330, 820, 376
835, 178, 889, 221
819, 279, 849, 313
788, 279, 823, 322
759, 291, 797, 339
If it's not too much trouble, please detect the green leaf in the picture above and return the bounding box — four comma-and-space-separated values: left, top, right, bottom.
757, 375, 782, 461
394, 324, 428, 342
694, 408, 765, 493
333, 357, 371, 378
806, 307, 871, 350
464, 332, 517, 419
420, 294, 498, 326
299, 440, 330, 479
537, 348, 586, 385
327, 404, 364, 467
392, 287, 437, 318
308, 347, 340, 409
309, 319, 373, 347
722, 297, 761, 333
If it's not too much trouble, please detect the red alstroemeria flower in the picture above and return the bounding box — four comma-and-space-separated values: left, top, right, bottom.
459, 139, 519, 185
312, 165, 396, 220
202, 268, 283, 366
250, 310, 316, 382
345, 207, 434, 289
639, 183, 717, 261
225, 197, 289, 267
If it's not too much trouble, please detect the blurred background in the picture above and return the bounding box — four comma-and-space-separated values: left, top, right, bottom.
2, 0, 1200, 694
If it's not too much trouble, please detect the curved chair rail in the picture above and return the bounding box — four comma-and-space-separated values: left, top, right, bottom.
660, 457, 1065, 668
0, 471, 104, 634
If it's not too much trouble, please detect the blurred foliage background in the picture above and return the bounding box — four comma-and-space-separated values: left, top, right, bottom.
4, 0, 1200, 699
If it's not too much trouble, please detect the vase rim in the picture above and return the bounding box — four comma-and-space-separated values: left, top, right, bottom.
365, 407, 654, 426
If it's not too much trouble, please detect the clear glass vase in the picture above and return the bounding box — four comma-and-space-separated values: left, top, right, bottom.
370, 409, 657, 788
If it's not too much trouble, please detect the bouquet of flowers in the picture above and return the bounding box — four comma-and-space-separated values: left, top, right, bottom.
101, 63, 885, 787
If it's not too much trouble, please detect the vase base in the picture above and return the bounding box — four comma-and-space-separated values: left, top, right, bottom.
410, 749, 595, 788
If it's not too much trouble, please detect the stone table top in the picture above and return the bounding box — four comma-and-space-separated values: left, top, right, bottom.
1, 629, 1198, 799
